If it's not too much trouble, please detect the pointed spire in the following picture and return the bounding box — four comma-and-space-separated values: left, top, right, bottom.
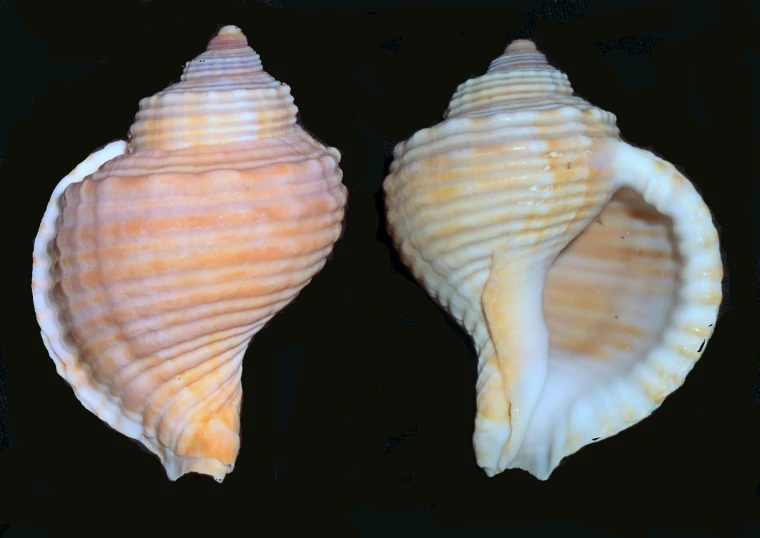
445, 39, 574, 119
207, 25, 249, 51
504, 39, 538, 55
127, 24, 297, 152
487, 39, 550, 73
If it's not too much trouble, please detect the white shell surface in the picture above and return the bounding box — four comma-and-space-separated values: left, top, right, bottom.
384, 40, 722, 479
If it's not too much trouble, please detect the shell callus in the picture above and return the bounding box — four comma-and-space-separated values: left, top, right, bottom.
32, 25, 347, 482
384, 40, 722, 479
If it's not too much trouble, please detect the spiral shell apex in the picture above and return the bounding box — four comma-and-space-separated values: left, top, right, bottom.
32, 25, 347, 482
384, 40, 722, 479
127, 25, 300, 152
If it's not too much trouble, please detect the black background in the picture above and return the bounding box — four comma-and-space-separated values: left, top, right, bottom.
1, 0, 759, 534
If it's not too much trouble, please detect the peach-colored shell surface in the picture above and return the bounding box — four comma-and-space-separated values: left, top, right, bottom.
383, 40, 723, 479
31, 25, 347, 482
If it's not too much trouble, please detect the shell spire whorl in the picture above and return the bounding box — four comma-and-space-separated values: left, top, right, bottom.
444, 38, 598, 121
127, 24, 299, 152
207, 25, 250, 51
486, 39, 550, 72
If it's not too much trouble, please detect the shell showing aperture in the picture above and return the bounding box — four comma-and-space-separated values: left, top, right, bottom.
31, 25, 347, 482
384, 40, 722, 479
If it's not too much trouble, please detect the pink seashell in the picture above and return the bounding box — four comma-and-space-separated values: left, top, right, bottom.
31, 25, 347, 482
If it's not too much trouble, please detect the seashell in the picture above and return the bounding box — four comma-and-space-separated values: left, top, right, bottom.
383, 40, 722, 479
31, 25, 347, 482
